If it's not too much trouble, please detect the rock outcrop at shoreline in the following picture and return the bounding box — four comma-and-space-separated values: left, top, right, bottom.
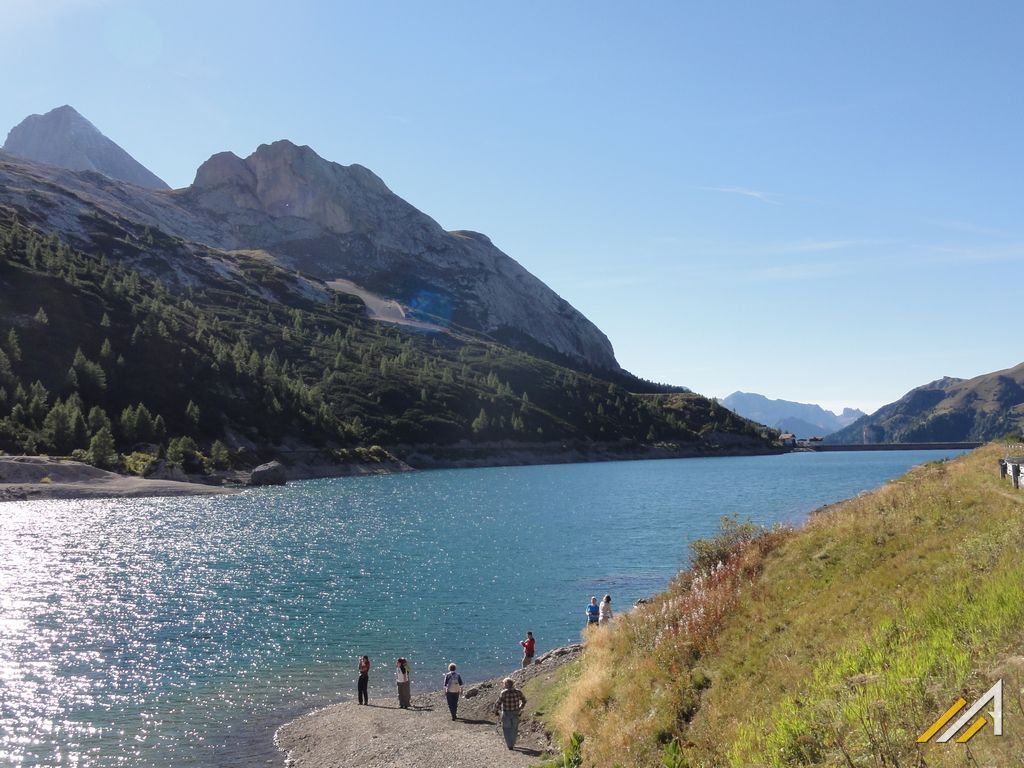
276, 644, 582, 768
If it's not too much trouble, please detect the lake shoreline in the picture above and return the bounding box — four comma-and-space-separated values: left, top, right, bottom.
275, 644, 583, 768
0, 441, 785, 501
0, 455, 238, 502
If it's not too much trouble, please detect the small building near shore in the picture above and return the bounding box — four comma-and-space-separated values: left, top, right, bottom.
779, 432, 797, 447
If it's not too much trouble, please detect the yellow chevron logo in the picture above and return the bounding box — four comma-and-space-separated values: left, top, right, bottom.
918, 680, 1002, 744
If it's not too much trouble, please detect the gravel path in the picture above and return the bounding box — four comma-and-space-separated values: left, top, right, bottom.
276, 646, 582, 768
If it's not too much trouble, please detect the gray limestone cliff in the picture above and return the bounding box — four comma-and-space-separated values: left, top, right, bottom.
3, 105, 169, 190
180, 140, 619, 370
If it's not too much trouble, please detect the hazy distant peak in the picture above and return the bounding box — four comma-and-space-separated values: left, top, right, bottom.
722, 391, 865, 438
3, 105, 169, 190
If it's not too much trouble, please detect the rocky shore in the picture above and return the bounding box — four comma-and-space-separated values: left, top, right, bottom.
276, 645, 582, 768
0, 438, 785, 502
0, 456, 237, 501
393, 436, 784, 470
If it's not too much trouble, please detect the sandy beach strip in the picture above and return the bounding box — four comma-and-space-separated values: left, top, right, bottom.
0, 456, 238, 501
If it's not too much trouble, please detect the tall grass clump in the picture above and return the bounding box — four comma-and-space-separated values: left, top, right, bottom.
551, 516, 790, 767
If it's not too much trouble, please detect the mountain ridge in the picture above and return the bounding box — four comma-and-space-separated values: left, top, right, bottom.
0, 107, 618, 372
3, 105, 169, 190
827, 364, 1024, 444
722, 391, 864, 438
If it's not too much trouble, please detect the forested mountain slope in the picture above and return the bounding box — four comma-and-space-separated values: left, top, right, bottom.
0, 210, 773, 470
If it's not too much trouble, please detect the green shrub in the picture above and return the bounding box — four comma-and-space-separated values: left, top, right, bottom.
123, 451, 156, 477
689, 514, 765, 572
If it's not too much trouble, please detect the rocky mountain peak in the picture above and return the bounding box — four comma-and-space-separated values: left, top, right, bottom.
190, 140, 420, 237
0, 114, 620, 372
3, 105, 169, 190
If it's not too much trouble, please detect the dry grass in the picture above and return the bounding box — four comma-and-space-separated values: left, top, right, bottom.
546, 445, 1024, 767
550, 523, 790, 766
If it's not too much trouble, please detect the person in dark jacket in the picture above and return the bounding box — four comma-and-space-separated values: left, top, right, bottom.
357, 655, 370, 705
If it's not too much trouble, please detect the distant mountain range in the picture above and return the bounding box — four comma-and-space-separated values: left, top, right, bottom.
827, 363, 1024, 444
722, 392, 865, 438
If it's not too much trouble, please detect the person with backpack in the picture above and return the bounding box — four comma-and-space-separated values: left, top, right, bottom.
443, 662, 464, 720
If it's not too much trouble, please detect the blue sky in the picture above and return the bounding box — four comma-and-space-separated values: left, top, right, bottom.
3, 1, 1021, 413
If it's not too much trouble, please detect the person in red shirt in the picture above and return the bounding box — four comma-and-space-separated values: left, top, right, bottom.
520, 631, 535, 667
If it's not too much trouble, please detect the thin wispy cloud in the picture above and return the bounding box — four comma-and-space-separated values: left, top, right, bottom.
652, 237, 894, 259
743, 261, 856, 282
913, 242, 1024, 264
696, 186, 783, 205
778, 239, 873, 253
923, 217, 1014, 239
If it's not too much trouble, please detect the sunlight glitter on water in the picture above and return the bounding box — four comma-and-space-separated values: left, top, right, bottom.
0, 451, 966, 767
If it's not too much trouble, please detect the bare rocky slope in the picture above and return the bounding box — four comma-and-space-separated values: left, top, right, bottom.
0, 107, 617, 372
3, 105, 169, 190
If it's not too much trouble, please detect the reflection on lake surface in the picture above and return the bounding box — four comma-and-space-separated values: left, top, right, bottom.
0, 449, 965, 767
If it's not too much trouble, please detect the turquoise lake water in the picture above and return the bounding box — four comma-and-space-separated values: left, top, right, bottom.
0, 449, 966, 767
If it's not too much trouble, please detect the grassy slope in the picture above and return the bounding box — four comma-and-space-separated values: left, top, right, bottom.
829, 364, 1024, 444
548, 445, 1024, 767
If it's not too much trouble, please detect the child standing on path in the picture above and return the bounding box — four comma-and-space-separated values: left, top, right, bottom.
586, 596, 600, 627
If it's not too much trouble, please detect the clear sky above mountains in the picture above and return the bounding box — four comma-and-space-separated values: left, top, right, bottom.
3, 1, 1020, 412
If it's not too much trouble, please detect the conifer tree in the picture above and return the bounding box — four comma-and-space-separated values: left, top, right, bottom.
87, 406, 112, 436
6, 329, 20, 362
88, 427, 118, 468
185, 401, 200, 430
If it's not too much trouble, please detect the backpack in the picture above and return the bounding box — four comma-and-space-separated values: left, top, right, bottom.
446, 672, 463, 693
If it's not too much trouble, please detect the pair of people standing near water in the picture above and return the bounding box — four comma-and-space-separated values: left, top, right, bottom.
586, 594, 613, 627
353, 656, 411, 707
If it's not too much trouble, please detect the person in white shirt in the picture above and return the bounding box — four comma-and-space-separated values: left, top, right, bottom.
395, 657, 411, 708
599, 594, 613, 625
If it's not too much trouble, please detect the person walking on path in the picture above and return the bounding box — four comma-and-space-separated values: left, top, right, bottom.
599, 594, 613, 625
443, 662, 463, 720
520, 631, 535, 667
586, 596, 600, 627
493, 677, 528, 750
357, 655, 370, 705
395, 657, 411, 709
